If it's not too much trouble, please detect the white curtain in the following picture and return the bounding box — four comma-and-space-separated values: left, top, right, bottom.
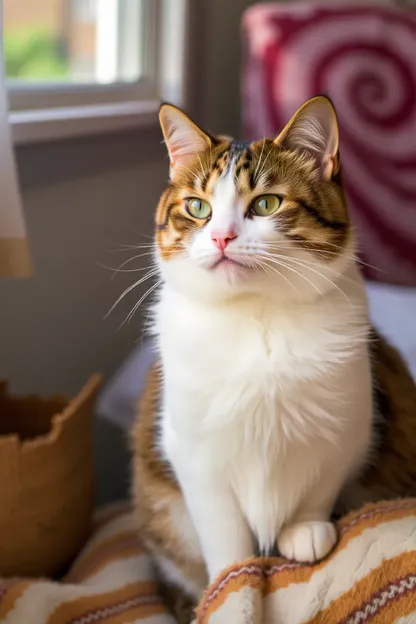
0, 7, 31, 278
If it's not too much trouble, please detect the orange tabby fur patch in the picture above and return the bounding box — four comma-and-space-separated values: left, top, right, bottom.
130, 365, 207, 621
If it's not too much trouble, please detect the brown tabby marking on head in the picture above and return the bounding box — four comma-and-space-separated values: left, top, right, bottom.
155, 136, 350, 263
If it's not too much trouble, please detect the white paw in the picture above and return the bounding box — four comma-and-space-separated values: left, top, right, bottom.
278, 521, 337, 563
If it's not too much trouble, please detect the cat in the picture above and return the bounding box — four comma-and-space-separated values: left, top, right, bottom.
131, 96, 416, 622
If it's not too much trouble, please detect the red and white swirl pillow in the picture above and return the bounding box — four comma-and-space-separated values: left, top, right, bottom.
242, 2, 416, 285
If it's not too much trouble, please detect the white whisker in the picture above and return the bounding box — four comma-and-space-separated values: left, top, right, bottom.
255, 147, 274, 184
177, 162, 200, 180
262, 241, 383, 272
197, 154, 208, 182
260, 250, 353, 300
265, 253, 351, 303
107, 252, 156, 279
125, 227, 155, 241
257, 254, 325, 299
253, 138, 266, 182
122, 279, 163, 328
101, 264, 156, 275
105, 268, 160, 319
110, 243, 155, 251
254, 257, 301, 298
258, 162, 277, 184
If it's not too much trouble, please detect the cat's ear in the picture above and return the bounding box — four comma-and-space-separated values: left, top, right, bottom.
159, 104, 212, 178
274, 96, 340, 181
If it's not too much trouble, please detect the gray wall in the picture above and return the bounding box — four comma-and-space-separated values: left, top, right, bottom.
192, 0, 255, 136
0, 129, 166, 396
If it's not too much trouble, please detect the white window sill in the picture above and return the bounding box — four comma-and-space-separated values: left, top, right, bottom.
10, 100, 160, 145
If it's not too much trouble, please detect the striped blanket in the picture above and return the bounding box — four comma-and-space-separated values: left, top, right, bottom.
1, 500, 415, 623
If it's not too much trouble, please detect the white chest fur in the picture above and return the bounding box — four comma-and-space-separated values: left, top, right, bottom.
155, 279, 372, 555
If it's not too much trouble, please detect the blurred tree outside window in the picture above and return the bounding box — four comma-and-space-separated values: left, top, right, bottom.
4, 28, 69, 81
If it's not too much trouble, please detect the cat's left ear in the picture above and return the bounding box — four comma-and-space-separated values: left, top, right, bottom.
274, 95, 340, 181
159, 104, 212, 179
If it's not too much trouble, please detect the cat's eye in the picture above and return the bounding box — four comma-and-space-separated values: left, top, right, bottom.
186, 198, 212, 219
251, 194, 281, 217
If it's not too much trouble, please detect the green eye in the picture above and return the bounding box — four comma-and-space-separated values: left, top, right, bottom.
252, 194, 281, 217
186, 198, 212, 219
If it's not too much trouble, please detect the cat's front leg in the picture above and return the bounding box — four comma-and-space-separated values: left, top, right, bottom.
278, 372, 372, 563
277, 471, 341, 563
171, 448, 255, 582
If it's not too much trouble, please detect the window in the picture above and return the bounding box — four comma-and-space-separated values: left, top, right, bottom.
3, 0, 189, 143
72, 0, 97, 24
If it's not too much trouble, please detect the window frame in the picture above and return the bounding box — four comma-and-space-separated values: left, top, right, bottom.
7, 0, 190, 144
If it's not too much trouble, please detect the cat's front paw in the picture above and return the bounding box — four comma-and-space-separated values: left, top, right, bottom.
278, 521, 337, 563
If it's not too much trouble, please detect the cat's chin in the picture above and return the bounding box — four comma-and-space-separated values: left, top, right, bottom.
211, 257, 252, 282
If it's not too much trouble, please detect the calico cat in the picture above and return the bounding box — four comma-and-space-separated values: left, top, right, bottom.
131, 96, 416, 621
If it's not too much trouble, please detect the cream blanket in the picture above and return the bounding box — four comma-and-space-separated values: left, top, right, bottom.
1, 499, 415, 623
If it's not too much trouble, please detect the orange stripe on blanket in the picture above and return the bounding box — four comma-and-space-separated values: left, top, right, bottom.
65, 531, 144, 583
338, 507, 415, 545
58, 598, 167, 624
103, 602, 168, 624
337, 499, 416, 534
264, 504, 416, 594
66, 535, 143, 583
46, 581, 160, 624
304, 552, 416, 624
197, 559, 264, 622
264, 559, 315, 595
198, 501, 416, 617
342, 572, 416, 624
0, 580, 32, 619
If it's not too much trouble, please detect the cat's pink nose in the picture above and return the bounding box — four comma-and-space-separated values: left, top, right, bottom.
211, 231, 237, 251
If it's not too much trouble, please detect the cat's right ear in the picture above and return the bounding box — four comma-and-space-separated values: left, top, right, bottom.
159, 104, 212, 179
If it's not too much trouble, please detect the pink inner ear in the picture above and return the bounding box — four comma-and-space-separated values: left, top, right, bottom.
169, 149, 194, 176
167, 134, 206, 175
160, 108, 212, 175
322, 154, 335, 181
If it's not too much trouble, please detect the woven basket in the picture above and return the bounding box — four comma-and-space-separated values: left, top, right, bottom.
0, 374, 101, 577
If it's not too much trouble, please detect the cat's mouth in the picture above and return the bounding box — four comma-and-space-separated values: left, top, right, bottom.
211, 256, 249, 272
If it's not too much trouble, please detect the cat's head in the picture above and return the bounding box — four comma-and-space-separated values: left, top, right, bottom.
156, 96, 354, 303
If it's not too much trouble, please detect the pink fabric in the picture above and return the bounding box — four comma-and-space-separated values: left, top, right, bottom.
242, 2, 416, 285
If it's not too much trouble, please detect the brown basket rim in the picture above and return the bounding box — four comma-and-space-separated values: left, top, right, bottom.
0, 374, 102, 453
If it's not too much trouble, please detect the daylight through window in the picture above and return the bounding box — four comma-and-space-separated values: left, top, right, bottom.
4, 0, 147, 86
